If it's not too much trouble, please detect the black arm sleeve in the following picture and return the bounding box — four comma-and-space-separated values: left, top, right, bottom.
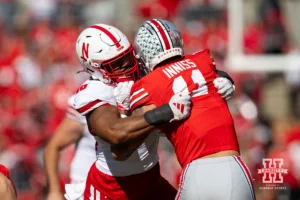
216, 69, 234, 85
144, 104, 173, 125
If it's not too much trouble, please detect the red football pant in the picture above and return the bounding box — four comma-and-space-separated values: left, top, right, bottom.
84, 163, 177, 200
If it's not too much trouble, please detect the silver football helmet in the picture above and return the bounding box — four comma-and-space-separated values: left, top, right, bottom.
134, 19, 184, 74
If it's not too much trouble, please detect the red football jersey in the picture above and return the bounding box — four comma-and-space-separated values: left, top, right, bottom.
130, 49, 240, 168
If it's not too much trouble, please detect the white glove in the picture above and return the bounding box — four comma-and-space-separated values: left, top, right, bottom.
168, 92, 191, 122
113, 81, 134, 111
213, 77, 235, 100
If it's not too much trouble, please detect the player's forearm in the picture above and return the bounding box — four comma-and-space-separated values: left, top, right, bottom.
90, 104, 175, 145
110, 105, 158, 160
111, 132, 151, 161
93, 116, 155, 145
109, 103, 178, 144
103, 115, 155, 145
44, 145, 62, 193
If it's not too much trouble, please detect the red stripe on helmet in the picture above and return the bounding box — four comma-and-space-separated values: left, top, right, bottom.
150, 19, 171, 50
90, 25, 121, 48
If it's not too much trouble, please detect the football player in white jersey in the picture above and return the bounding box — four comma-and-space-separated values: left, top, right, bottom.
72, 24, 235, 200
44, 95, 96, 200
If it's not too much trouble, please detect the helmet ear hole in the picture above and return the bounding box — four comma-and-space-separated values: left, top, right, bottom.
93, 63, 100, 68
87, 58, 92, 66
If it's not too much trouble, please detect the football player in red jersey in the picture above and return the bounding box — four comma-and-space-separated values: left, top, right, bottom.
128, 19, 256, 200
0, 164, 17, 200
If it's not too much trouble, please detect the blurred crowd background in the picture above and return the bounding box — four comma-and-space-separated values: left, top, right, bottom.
0, 0, 300, 199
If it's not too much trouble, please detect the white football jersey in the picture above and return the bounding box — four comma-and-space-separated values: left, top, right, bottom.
66, 96, 96, 183
72, 78, 159, 177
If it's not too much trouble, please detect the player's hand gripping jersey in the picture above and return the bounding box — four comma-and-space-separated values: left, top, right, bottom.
130, 50, 240, 168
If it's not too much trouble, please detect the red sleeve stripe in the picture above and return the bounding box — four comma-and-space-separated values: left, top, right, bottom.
130, 88, 145, 100
90, 25, 121, 48
130, 93, 149, 109
79, 102, 110, 116
76, 100, 102, 114
149, 19, 171, 50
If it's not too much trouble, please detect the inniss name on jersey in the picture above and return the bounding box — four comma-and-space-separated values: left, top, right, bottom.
162, 59, 196, 78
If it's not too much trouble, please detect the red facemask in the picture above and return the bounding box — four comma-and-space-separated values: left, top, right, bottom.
93, 44, 140, 83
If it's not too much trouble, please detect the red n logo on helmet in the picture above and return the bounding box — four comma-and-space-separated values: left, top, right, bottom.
81, 43, 89, 61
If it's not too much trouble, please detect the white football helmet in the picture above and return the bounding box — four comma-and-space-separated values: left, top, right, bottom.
134, 19, 184, 74
76, 24, 139, 83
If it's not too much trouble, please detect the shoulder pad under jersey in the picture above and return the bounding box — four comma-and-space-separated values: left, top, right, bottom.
71, 79, 116, 116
